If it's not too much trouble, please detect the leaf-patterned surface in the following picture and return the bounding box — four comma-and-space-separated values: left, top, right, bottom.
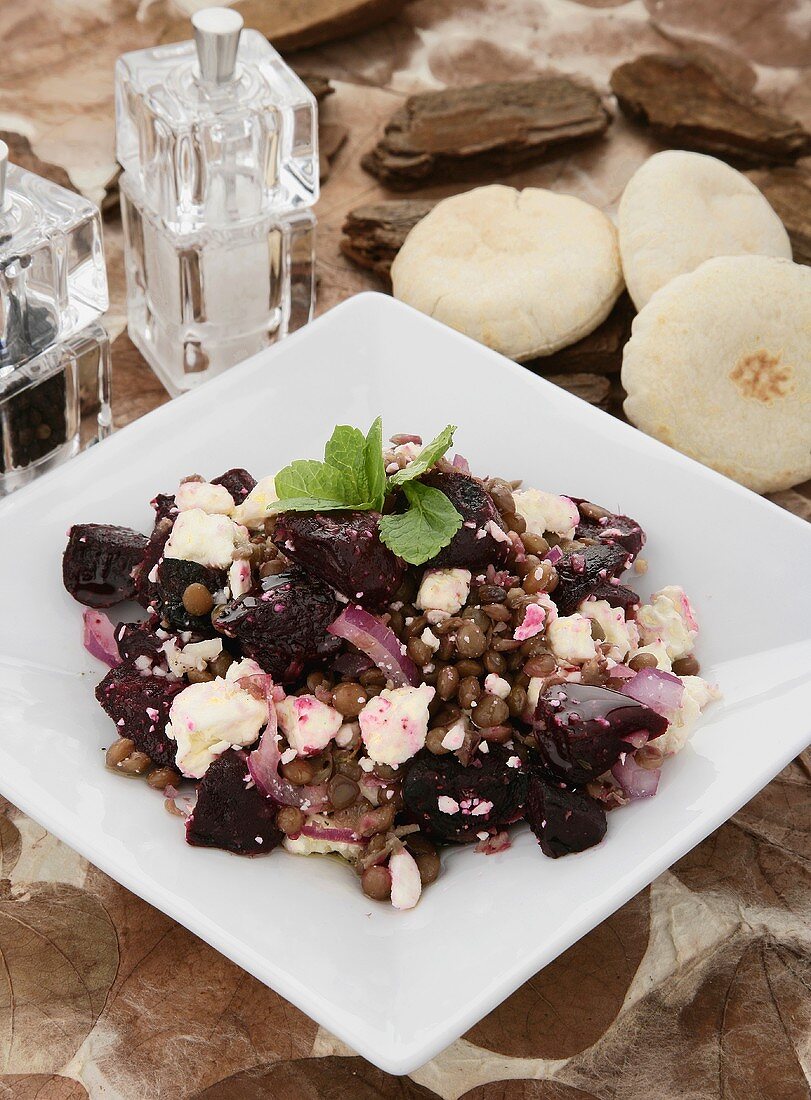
0, 819, 20, 880
0, 884, 117, 1074
0, 1076, 88, 1099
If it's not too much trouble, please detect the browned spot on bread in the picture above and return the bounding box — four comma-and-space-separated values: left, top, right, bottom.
729, 350, 793, 403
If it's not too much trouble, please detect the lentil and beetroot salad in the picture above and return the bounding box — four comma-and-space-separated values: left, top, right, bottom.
62, 420, 718, 910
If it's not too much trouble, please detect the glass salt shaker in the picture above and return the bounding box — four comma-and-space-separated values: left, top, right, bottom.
0, 140, 112, 496
116, 8, 318, 395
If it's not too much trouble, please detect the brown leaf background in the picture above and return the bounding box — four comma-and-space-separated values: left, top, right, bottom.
1, 0, 810, 1095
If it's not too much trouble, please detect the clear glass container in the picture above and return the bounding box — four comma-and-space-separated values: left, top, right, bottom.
1, 158, 108, 365
115, 13, 318, 232
120, 172, 315, 395
0, 320, 112, 496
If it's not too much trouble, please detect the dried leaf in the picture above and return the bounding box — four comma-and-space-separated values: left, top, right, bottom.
465, 888, 650, 1058
461, 1083, 601, 1100
0, 1076, 88, 1099
0, 882, 117, 1073
194, 1056, 442, 1099
160, 0, 410, 53
611, 54, 811, 166
0, 133, 75, 192
0, 815, 21, 879
78, 868, 318, 1097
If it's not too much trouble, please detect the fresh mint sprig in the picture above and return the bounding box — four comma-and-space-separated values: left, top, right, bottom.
269, 419, 462, 565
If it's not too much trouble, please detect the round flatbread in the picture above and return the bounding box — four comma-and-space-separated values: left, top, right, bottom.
622, 255, 811, 493
390, 184, 624, 360
618, 149, 792, 310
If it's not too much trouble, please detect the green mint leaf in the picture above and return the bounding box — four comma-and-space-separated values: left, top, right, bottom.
364, 416, 386, 512
388, 424, 457, 488
266, 495, 350, 515
378, 480, 463, 566
325, 424, 369, 503
274, 458, 347, 503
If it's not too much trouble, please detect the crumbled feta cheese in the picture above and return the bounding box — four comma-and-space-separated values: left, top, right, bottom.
633, 642, 672, 672
175, 480, 234, 515
162, 637, 223, 678
547, 614, 598, 663
438, 795, 460, 814
579, 599, 638, 659
225, 657, 264, 682
471, 800, 494, 816
228, 557, 252, 599
636, 585, 698, 661
415, 568, 471, 615
389, 845, 422, 910
506, 755, 521, 768
276, 694, 342, 756
283, 816, 363, 861
164, 509, 246, 569
231, 475, 278, 529
440, 719, 466, 751
166, 678, 268, 778
484, 673, 511, 699
512, 488, 580, 539
359, 684, 435, 766
421, 627, 440, 652
527, 676, 544, 711
659, 675, 720, 755
335, 721, 360, 748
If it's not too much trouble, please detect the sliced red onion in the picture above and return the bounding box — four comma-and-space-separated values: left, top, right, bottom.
544, 545, 563, 565
328, 604, 418, 687
300, 823, 364, 845
452, 453, 471, 474
82, 609, 121, 667
621, 667, 683, 720
608, 663, 636, 681
245, 675, 329, 811
622, 729, 649, 749
611, 754, 660, 800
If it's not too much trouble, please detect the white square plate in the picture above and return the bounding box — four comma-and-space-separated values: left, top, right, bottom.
1, 293, 809, 1075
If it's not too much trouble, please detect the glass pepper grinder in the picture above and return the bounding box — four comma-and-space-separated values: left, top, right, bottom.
0, 140, 112, 497
116, 8, 318, 396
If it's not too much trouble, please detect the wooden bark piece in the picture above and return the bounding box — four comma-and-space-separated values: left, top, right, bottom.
611, 54, 811, 166
299, 73, 334, 102
340, 199, 437, 277
524, 293, 635, 376
362, 77, 611, 189
544, 372, 611, 407
746, 167, 811, 267
160, 0, 410, 53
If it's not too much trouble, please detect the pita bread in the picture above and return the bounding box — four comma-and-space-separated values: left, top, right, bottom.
622, 255, 811, 493
391, 185, 624, 360
619, 150, 791, 310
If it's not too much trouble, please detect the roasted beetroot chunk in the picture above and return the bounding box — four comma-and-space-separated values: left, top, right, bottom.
63, 524, 148, 608
273, 510, 405, 611
150, 493, 177, 524
186, 750, 282, 855
553, 543, 631, 616
571, 499, 645, 561
526, 773, 607, 858
212, 468, 256, 503
421, 471, 511, 570
133, 517, 173, 608
402, 747, 528, 843
114, 615, 165, 663
214, 570, 340, 683
154, 558, 224, 633
585, 581, 640, 613
95, 661, 184, 767
531, 683, 668, 786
